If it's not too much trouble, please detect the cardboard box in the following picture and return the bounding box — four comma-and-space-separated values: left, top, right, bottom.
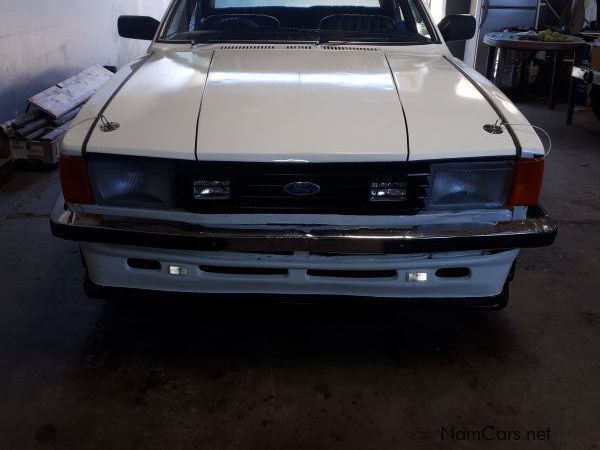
27, 135, 61, 164
592, 46, 600, 71
29, 66, 113, 118
10, 139, 28, 160
11, 129, 62, 165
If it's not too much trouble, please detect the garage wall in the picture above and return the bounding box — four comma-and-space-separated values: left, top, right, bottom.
0, 0, 170, 123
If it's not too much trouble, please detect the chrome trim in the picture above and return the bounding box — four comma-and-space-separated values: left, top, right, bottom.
51, 198, 557, 254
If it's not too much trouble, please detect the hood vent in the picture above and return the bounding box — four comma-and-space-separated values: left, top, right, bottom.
321, 46, 377, 51
286, 45, 313, 50
219, 44, 276, 50
218, 44, 378, 51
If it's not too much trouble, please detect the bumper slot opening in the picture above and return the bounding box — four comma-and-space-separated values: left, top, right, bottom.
307, 269, 397, 279
199, 266, 288, 276
436, 267, 471, 278
127, 258, 162, 271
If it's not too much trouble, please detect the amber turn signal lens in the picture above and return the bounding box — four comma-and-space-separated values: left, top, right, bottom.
507, 158, 544, 206
59, 155, 95, 204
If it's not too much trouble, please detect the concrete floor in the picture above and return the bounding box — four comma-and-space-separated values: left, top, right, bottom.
0, 102, 599, 450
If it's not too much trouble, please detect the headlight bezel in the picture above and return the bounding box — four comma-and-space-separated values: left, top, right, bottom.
426, 161, 514, 211
88, 155, 176, 209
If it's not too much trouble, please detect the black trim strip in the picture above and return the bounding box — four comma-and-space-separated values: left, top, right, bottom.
443, 55, 522, 158
81, 53, 153, 156
385, 53, 411, 161
84, 275, 511, 310
194, 51, 216, 161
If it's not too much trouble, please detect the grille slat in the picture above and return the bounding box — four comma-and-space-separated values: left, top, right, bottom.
176, 162, 430, 215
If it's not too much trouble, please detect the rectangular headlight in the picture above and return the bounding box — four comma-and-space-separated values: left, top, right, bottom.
88, 157, 174, 208
193, 180, 230, 200
428, 162, 512, 210
369, 181, 407, 202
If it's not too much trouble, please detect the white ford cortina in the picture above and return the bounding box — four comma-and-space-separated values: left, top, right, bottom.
51, 0, 557, 309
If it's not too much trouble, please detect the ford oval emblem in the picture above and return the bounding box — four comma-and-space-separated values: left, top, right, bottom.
284, 182, 321, 197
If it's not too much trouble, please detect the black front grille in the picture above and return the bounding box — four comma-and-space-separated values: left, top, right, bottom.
175, 162, 431, 215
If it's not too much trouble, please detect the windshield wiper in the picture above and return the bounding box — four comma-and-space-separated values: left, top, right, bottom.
316, 30, 430, 45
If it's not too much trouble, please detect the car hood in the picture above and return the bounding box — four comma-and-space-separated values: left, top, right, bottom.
81, 47, 517, 162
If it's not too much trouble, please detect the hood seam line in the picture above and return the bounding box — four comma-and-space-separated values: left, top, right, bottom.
384, 53, 410, 162
195, 50, 216, 161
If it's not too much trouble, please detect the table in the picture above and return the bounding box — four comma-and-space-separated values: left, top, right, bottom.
566, 65, 600, 125
483, 32, 586, 110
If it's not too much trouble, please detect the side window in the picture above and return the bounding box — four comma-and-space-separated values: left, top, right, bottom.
164, 4, 192, 38
409, 1, 431, 39
401, 0, 432, 39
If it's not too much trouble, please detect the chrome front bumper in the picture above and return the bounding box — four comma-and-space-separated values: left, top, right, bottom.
50, 200, 557, 254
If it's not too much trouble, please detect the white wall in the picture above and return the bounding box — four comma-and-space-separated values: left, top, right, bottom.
0, 0, 170, 122
425, 0, 446, 24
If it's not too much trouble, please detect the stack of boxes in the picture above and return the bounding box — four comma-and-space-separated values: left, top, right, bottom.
0, 66, 114, 168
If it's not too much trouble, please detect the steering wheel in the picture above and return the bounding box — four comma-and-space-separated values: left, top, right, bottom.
202, 14, 280, 30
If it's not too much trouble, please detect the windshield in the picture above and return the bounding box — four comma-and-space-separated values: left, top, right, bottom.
161, 0, 437, 44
